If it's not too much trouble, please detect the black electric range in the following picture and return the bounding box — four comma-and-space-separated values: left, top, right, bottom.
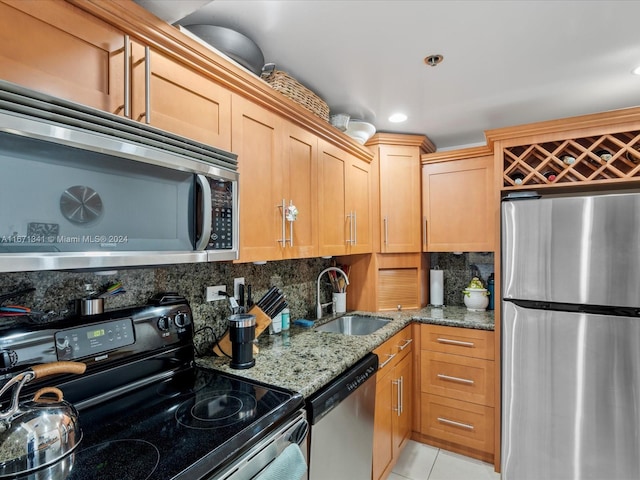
0, 294, 304, 480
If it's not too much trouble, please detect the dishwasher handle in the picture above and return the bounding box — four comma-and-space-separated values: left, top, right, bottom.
306, 353, 378, 425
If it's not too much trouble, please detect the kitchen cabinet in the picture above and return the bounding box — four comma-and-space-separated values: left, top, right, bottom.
130, 41, 232, 150
416, 324, 495, 463
318, 139, 372, 256
372, 326, 413, 480
367, 134, 434, 253
337, 253, 428, 312
233, 94, 318, 262
489, 109, 640, 190
421, 147, 495, 252
0, 0, 126, 114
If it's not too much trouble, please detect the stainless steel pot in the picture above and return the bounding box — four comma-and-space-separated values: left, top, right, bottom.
0, 362, 86, 478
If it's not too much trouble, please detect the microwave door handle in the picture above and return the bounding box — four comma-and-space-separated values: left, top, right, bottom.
195, 175, 212, 251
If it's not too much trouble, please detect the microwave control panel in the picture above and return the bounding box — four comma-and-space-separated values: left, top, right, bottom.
209, 180, 233, 250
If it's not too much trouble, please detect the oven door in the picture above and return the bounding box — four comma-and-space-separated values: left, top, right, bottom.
214, 409, 309, 480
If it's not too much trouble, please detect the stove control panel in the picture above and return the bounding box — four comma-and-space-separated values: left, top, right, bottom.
55, 318, 135, 361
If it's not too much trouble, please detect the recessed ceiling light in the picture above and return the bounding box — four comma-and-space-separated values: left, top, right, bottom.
389, 113, 407, 123
633, 65, 640, 75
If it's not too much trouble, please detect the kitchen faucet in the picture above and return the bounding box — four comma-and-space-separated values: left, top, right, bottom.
316, 267, 350, 319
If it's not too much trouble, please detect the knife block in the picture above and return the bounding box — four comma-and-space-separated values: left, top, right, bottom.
212, 306, 271, 358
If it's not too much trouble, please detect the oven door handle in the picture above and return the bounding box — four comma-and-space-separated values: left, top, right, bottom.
195, 175, 212, 251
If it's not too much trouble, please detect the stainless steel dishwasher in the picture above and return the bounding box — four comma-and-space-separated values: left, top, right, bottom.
306, 353, 378, 480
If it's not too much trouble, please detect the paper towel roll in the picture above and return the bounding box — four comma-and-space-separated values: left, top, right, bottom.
430, 269, 444, 306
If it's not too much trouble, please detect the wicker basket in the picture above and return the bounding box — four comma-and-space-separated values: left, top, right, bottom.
261, 66, 329, 122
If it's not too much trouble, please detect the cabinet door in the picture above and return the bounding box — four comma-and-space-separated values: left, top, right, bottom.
346, 156, 372, 254
318, 140, 348, 256
422, 155, 494, 252
131, 42, 231, 150
0, 0, 125, 113
282, 124, 318, 259
232, 95, 284, 262
379, 145, 422, 252
394, 352, 414, 457
372, 370, 394, 480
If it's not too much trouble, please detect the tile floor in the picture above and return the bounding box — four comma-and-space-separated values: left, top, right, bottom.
388, 440, 501, 480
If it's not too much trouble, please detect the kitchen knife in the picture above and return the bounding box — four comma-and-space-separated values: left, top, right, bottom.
268, 300, 288, 319
246, 284, 253, 308
257, 286, 279, 309
261, 290, 283, 316
239, 283, 245, 310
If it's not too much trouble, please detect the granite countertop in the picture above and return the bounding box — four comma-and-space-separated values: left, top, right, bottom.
196, 305, 494, 398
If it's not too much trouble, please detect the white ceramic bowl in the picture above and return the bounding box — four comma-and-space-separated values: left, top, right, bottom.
463, 288, 489, 311
345, 120, 376, 144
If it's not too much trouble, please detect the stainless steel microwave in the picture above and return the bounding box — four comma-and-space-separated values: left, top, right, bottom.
0, 81, 238, 272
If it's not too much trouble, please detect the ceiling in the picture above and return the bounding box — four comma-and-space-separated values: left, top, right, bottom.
135, 0, 640, 150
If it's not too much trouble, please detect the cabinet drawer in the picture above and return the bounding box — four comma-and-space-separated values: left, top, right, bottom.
420, 394, 494, 454
421, 351, 494, 406
374, 326, 413, 377
421, 324, 494, 360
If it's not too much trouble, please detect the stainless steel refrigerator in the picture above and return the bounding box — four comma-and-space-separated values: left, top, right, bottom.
502, 191, 640, 480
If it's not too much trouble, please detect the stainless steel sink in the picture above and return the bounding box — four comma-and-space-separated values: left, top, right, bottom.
315, 315, 391, 335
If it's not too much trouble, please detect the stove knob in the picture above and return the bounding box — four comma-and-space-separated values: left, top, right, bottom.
174, 312, 189, 328
0, 350, 17, 370
157, 315, 171, 331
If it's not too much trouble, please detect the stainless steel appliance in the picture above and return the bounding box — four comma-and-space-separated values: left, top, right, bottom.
306, 353, 377, 480
502, 190, 640, 480
0, 81, 239, 272
0, 293, 307, 479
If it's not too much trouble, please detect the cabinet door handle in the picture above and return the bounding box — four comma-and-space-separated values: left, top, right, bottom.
124, 35, 130, 118
379, 353, 396, 369
345, 212, 352, 245
392, 378, 401, 416
398, 338, 413, 351
277, 199, 286, 245
287, 200, 294, 247
384, 216, 389, 245
437, 417, 475, 430
437, 373, 475, 385
353, 211, 357, 246
436, 337, 475, 348
144, 45, 151, 124
399, 376, 404, 415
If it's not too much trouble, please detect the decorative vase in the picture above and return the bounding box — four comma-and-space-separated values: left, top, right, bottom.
463, 287, 490, 311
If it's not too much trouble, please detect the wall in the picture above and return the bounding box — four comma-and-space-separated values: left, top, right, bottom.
0, 258, 332, 355
429, 252, 494, 307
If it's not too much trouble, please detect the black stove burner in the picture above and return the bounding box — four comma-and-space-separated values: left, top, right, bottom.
70, 440, 159, 480
176, 391, 258, 429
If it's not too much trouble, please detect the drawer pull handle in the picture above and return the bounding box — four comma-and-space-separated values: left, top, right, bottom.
379, 353, 397, 369
436, 337, 475, 348
437, 417, 475, 430
398, 338, 413, 351
437, 373, 474, 385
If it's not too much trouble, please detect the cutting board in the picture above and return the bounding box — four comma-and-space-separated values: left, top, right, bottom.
212, 306, 271, 357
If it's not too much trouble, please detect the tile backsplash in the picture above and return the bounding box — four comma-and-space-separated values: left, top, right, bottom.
429, 252, 494, 307
0, 258, 331, 355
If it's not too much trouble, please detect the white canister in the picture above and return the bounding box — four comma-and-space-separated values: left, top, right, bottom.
463, 288, 490, 311
332, 292, 346, 314
269, 313, 282, 334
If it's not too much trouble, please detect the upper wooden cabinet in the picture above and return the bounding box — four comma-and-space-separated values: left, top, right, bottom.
0, 0, 126, 114
421, 146, 495, 252
233, 94, 318, 262
318, 140, 372, 256
130, 41, 231, 150
367, 134, 435, 253
485, 107, 640, 191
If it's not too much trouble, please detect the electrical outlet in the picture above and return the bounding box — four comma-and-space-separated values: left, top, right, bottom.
206, 285, 227, 302
233, 277, 245, 299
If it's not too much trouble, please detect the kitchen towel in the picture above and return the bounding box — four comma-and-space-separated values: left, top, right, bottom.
430, 269, 444, 306
255, 443, 307, 480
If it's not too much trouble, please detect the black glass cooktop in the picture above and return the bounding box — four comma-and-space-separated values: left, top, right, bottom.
63, 367, 303, 480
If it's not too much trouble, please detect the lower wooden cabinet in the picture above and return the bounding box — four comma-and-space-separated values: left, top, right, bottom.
415, 324, 495, 464
372, 326, 413, 480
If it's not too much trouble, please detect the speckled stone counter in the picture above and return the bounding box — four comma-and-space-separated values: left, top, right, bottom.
196, 306, 494, 397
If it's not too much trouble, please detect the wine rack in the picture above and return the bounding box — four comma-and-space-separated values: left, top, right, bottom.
502, 130, 640, 189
